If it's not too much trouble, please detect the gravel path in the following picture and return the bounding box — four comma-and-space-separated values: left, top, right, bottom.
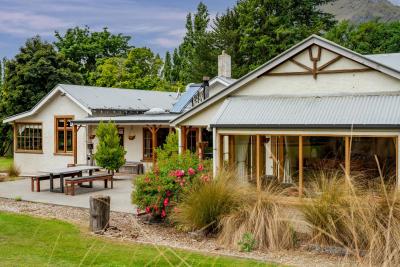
0, 198, 356, 267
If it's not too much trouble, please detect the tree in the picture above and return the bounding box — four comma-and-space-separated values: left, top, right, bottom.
325, 20, 400, 54
94, 121, 126, 172
90, 47, 181, 91
54, 26, 131, 83
214, 0, 336, 77
163, 51, 172, 83
172, 2, 218, 84
0, 37, 82, 155
1, 36, 82, 116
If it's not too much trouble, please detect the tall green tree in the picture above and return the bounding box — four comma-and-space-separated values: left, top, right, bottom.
325, 20, 400, 54
163, 51, 172, 83
172, 2, 217, 84
0, 36, 82, 155
90, 47, 178, 91
54, 26, 131, 83
213, 0, 336, 77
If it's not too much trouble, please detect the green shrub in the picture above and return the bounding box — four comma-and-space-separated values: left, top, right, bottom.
94, 121, 126, 172
172, 170, 245, 233
14, 196, 22, 201
132, 132, 210, 220
239, 232, 256, 252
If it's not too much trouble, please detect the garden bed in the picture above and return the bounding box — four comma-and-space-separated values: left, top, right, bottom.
0, 197, 355, 267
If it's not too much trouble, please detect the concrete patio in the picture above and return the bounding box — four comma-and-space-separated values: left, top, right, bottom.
0, 174, 136, 213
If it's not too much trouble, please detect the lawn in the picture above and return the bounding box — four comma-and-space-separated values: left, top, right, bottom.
0, 212, 275, 266
0, 157, 13, 172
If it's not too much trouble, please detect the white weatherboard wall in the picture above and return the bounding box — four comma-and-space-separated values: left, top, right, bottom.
13, 92, 88, 174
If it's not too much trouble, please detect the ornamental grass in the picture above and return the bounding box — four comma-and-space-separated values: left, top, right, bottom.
172, 169, 247, 234
218, 183, 297, 251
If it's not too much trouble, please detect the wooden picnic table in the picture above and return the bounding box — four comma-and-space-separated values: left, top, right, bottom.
39, 166, 101, 193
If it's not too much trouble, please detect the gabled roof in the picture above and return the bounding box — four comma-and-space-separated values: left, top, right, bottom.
3, 84, 178, 123
171, 35, 400, 126
209, 76, 236, 87
211, 93, 400, 129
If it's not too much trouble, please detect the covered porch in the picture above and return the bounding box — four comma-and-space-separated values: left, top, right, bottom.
208, 94, 400, 195
215, 130, 399, 195
72, 113, 177, 171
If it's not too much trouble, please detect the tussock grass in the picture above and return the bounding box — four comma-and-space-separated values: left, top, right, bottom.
301, 168, 400, 266
172, 169, 247, 233
218, 183, 297, 251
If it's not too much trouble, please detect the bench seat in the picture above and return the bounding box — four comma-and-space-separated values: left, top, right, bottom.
65, 174, 113, 196
31, 171, 82, 192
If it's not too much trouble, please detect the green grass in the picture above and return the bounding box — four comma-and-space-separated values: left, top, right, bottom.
0, 157, 13, 172
0, 212, 275, 267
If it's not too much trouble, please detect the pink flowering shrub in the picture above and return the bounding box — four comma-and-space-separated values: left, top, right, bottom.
132, 132, 211, 220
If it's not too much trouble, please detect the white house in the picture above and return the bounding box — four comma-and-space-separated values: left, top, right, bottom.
171, 35, 400, 194
3, 85, 179, 174
7, 34, 400, 192
3, 51, 235, 175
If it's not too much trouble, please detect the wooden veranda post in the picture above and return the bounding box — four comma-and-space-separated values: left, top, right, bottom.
345, 136, 351, 178
228, 135, 235, 167
298, 136, 303, 197
180, 126, 187, 153
73, 125, 78, 165
149, 126, 159, 166
197, 127, 202, 159
218, 134, 224, 170
278, 136, 284, 181
256, 135, 262, 191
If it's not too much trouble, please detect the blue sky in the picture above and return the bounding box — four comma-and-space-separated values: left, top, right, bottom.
0, 0, 236, 59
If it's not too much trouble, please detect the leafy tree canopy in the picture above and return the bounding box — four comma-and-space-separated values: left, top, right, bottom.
0, 36, 82, 155
54, 26, 132, 83
1, 36, 82, 116
325, 20, 400, 54
90, 47, 182, 91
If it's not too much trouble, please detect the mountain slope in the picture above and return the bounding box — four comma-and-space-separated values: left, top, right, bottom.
321, 0, 400, 23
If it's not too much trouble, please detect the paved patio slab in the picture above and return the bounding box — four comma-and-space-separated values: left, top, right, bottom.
0, 175, 136, 213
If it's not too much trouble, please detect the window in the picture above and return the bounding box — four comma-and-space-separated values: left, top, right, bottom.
118, 128, 124, 147
143, 128, 170, 160
55, 116, 74, 154
143, 128, 153, 160
187, 129, 197, 153
15, 123, 43, 152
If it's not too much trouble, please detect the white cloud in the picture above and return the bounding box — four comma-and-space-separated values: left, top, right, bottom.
0, 10, 70, 36
151, 37, 182, 48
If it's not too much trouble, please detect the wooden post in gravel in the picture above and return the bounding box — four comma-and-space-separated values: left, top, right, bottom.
89, 195, 110, 232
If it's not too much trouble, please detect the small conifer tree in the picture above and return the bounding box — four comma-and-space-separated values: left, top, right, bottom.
94, 121, 126, 172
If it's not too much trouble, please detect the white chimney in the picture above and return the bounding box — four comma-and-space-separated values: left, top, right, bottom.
218, 50, 231, 78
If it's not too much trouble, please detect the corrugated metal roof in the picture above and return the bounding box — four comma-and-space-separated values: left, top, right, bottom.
72, 113, 177, 125
59, 84, 178, 111
211, 94, 400, 128
170, 84, 201, 113
365, 53, 400, 72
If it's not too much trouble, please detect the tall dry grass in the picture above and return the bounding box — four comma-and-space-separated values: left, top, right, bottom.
301, 169, 400, 266
172, 169, 248, 233
218, 183, 297, 250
